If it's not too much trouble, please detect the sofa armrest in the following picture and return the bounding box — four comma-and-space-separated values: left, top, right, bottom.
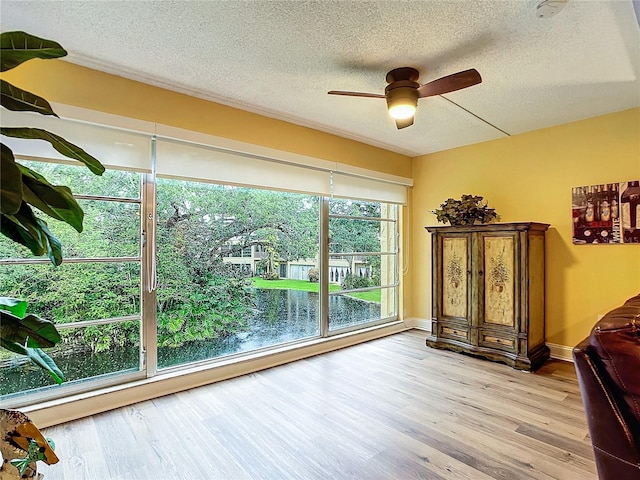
573, 340, 640, 480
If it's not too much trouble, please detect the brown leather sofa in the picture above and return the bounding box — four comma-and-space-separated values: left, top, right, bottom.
573, 293, 640, 480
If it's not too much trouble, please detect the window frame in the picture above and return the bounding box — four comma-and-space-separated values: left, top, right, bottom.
0, 109, 409, 408
0, 164, 148, 407
325, 198, 400, 335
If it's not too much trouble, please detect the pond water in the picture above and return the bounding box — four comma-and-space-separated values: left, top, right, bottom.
158, 288, 381, 367
1, 289, 381, 396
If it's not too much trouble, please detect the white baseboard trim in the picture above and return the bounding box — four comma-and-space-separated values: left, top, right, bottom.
546, 342, 574, 363
404, 317, 432, 331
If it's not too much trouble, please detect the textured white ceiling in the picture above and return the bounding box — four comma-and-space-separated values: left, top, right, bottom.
1, 1, 639, 157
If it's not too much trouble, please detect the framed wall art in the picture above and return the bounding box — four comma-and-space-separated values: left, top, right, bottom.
572, 181, 640, 244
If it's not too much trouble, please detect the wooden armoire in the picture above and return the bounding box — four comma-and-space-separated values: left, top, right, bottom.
425, 222, 550, 371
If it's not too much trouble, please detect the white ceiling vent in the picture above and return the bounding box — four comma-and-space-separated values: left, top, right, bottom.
536, 0, 568, 18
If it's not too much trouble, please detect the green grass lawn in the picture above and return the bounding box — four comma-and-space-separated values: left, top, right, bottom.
347, 290, 381, 302
251, 277, 380, 303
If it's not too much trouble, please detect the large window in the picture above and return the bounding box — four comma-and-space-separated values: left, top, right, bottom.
0, 115, 407, 406
0, 161, 144, 400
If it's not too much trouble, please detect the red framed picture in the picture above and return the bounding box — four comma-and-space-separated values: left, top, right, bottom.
572, 181, 640, 244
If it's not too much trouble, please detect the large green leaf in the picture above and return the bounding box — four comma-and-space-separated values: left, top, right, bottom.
19, 164, 84, 232
1, 202, 63, 265
0, 339, 65, 384
0, 297, 28, 318
1, 213, 43, 256
1, 205, 48, 256
31, 213, 63, 265
0, 127, 104, 175
0, 143, 22, 214
0, 31, 67, 72
0, 310, 61, 347
0, 79, 58, 116
1, 337, 28, 355
27, 346, 65, 384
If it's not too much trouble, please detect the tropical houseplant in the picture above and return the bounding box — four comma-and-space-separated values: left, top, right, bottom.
0, 30, 105, 479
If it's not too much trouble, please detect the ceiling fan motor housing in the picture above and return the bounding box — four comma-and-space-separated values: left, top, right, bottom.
386, 67, 420, 83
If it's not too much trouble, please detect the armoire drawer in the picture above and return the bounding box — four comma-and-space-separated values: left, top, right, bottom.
438, 323, 471, 343
478, 330, 516, 352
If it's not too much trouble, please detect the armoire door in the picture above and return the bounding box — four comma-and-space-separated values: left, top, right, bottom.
434, 232, 473, 344
477, 230, 519, 352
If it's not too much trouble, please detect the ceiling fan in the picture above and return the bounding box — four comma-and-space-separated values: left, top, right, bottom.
328, 67, 482, 129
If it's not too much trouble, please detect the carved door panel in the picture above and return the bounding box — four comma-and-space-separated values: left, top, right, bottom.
440, 235, 471, 323
479, 232, 518, 332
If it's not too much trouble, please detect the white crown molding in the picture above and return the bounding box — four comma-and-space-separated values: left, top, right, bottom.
63, 56, 422, 158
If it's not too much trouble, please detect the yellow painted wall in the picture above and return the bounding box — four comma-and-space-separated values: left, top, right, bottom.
5, 59, 638, 347
410, 108, 640, 347
2, 59, 412, 177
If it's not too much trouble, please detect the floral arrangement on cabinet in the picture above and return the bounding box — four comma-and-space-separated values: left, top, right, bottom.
432, 194, 498, 226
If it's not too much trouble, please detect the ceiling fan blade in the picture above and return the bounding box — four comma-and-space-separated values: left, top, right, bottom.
395, 117, 414, 129
417, 69, 482, 98
328, 90, 386, 98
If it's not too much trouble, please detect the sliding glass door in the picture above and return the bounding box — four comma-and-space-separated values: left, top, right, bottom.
155, 178, 321, 369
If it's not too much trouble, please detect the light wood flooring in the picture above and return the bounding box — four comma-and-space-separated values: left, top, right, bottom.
38, 330, 596, 480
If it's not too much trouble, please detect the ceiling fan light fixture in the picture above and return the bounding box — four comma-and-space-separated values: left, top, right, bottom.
386, 86, 418, 120
389, 103, 416, 120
